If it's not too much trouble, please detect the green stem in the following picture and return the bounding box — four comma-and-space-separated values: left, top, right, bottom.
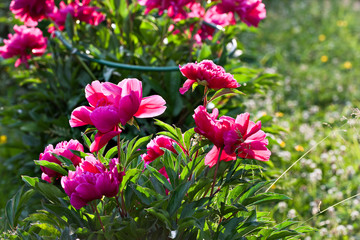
76, 55, 97, 81
91, 202, 105, 233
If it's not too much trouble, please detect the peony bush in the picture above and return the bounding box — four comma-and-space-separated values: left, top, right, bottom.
0, 0, 314, 239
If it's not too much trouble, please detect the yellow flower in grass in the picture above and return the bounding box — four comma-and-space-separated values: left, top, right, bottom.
337, 20, 348, 27
295, 145, 304, 152
275, 112, 284, 117
318, 34, 326, 42
0, 135, 7, 144
343, 61, 352, 69
320, 55, 328, 63
279, 141, 286, 148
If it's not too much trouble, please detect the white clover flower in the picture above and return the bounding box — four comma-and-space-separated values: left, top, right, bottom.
351, 210, 359, 220
309, 169, 322, 182
278, 201, 288, 213
287, 209, 296, 219
335, 225, 347, 236
319, 228, 328, 236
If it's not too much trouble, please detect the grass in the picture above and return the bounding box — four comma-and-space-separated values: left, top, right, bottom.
239, 0, 360, 238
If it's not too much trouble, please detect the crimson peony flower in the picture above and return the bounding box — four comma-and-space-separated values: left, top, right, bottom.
139, 0, 193, 18
193, 105, 236, 167
10, 0, 54, 26
193, 106, 271, 167
169, 3, 235, 43
141, 136, 179, 165
223, 112, 271, 161
39, 140, 84, 183
216, 0, 266, 27
48, 0, 105, 33
61, 156, 123, 209
179, 60, 240, 94
0, 25, 47, 67
70, 79, 167, 152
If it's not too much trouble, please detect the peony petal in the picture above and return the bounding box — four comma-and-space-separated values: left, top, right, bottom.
85, 81, 107, 107
117, 91, 141, 125
118, 78, 142, 99
75, 183, 102, 201
69, 106, 94, 127
101, 82, 122, 103
237, 141, 271, 161
179, 79, 196, 95
204, 146, 236, 167
70, 193, 89, 209
90, 130, 121, 152
134, 95, 166, 118
90, 105, 121, 133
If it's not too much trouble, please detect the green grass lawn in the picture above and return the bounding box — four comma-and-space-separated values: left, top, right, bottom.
240, 0, 360, 238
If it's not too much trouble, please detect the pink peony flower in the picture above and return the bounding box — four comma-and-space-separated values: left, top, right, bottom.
193, 105, 236, 167
0, 25, 47, 67
169, 4, 235, 43
139, 0, 193, 18
61, 156, 123, 209
193, 106, 271, 167
70, 79, 167, 152
39, 140, 84, 183
223, 112, 271, 161
141, 136, 179, 165
10, 0, 54, 26
179, 60, 240, 94
48, 0, 105, 34
216, 0, 266, 27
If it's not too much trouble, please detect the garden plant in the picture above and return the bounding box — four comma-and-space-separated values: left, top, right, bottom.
2, 0, 359, 239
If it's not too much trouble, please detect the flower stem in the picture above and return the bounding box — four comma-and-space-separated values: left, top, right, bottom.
117, 129, 122, 168
203, 86, 208, 107
91, 202, 105, 233
210, 147, 223, 196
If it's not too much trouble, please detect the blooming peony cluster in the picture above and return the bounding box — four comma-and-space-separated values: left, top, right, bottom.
170, 3, 235, 43
70, 79, 167, 152
39, 140, 84, 183
61, 156, 123, 209
139, 0, 193, 18
179, 60, 240, 94
193, 106, 270, 167
216, 0, 266, 27
10, 0, 54, 26
48, 0, 105, 33
0, 25, 47, 67
141, 136, 179, 165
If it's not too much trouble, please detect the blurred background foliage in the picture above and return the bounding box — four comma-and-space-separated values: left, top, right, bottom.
1, 0, 360, 238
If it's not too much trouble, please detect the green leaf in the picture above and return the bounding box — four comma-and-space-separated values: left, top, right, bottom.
198, 44, 211, 61
242, 193, 291, 206
145, 208, 172, 231
167, 181, 192, 216
267, 230, 298, 240
146, 165, 173, 191
35, 182, 67, 204
34, 160, 68, 176
154, 119, 178, 140
65, 13, 74, 40
51, 153, 75, 171
22, 175, 39, 187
